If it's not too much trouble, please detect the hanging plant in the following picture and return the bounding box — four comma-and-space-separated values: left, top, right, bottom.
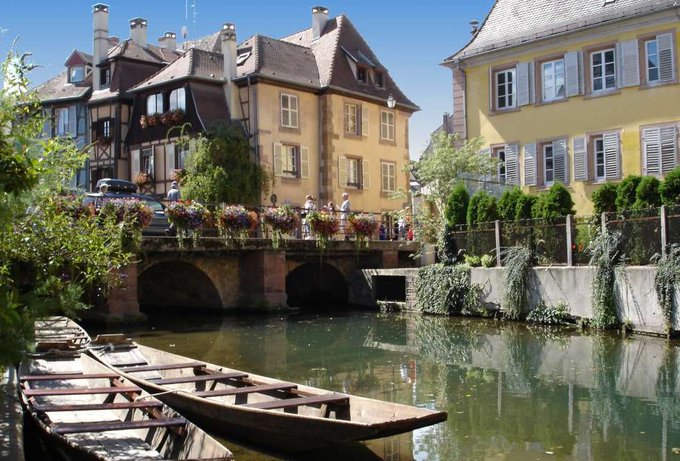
170, 109, 185, 124
262, 205, 299, 249
501, 245, 533, 320
140, 114, 148, 129
133, 172, 153, 188
217, 205, 257, 247
348, 213, 378, 249
652, 244, 680, 336
587, 229, 624, 329
166, 200, 211, 249
98, 198, 153, 252
307, 210, 339, 251
146, 114, 159, 127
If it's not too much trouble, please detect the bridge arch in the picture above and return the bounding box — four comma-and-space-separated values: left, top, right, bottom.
138, 260, 222, 310
285, 262, 348, 309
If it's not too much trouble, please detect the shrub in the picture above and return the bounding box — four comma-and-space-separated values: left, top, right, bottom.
415, 264, 476, 315
652, 244, 680, 335
588, 230, 623, 329
439, 223, 458, 265
591, 183, 618, 216
615, 175, 642, 212
480, 254, 495, 268
467, 190, 498, 226
660, 167, 680, 205
498, 187, 524, 222
445, 183, 469, 227
464, 254, 481, 267
634, 176, 661, 209
514, 194, 537, 221
533, 183, 574, 219
526, 301, 570, 325
501, 245, 533, 319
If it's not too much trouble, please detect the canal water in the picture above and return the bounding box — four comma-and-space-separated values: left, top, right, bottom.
79, 312, 680, 460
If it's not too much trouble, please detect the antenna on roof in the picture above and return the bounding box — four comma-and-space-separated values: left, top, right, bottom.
469, 19, 480, 36
181, 26, 188, 39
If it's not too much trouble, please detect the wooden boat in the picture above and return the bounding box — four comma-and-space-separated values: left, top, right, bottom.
33, 316, 91, 354
19, 320, 233, 461
89, 335, 448, 453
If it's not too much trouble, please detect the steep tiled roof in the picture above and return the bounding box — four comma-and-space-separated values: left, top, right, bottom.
447, 0, 678, 62
106, 39, 182, 64
182, 32, 221, 53
130, 48, 224, 92
34, 71, 91, 104
239, 35, 320, 87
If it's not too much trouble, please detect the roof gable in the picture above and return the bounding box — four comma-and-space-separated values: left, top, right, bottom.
64, 49, 93, 67
130, 48, 224, 92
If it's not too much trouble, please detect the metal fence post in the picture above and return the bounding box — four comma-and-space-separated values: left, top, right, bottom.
495, 220, 502, 267
566, 214, 573, 267
661, 204, 668, 257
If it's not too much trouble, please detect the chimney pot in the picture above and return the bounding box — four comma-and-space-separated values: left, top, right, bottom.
312, 6, 329, 40
129, 17, 149, 46
220, 23, 240, 121
158, 32, 177, 50
93, 3, 110, 91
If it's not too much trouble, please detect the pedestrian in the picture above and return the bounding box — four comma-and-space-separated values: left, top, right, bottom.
325, 201, 336, 215
165, 181, 181, 236
340, 192, 350, 240
303, 194, 316, 240
397, 214, 406, 240
379, 223, 387, 240
406, 224, 414, 241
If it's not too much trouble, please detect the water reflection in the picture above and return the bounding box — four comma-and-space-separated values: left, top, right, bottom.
102, 311, 680, 460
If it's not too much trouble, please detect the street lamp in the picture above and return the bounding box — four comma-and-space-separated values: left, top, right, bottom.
387, 94, 396, 109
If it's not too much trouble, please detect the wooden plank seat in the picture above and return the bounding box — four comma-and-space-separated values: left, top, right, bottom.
34, 400, 163, 413
23, 385, 141, 397
120, 361, 206, 373
109, 360, 148, 367
148, 372, 247, 385
244, 394, 350, 410
21, 373, 119, 382
195, 382, 297, 398
51, 417, 186, 435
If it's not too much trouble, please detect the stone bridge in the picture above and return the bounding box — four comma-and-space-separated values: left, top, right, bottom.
99, 238, 419, 321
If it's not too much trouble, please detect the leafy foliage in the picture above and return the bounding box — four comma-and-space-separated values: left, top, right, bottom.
444, 182, 469, 227
497, 187, 523, 222
514, 194, 537, 221
660, 167, 680, 206
587, 230, 624, 329
652, 245, 680, 335
532, 183, 574, 219
415, 264, 480, 315
467, 190, 498, 225
633, 176, 661, 210
501, 245, 533, 320
615, 175, 642, 211
591, 182, 618, 215
480, 254, 495, 268
181, 123, 267, 205
526, 301, 570, 325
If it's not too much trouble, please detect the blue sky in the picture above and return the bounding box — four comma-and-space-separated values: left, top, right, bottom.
0, 0, 495, 159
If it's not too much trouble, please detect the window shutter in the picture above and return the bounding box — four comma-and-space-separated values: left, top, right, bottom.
658, 33, 675, 82
523, 143, 537, 186
43, 110, 52, 138
660, 126, 678, 174
361, 106, 369, 136
528, 61, 536, 104
618, 39, 640, 87
362, 159, 370, 190
166, 144, 175, 177
300, 146, 309, 179
68, 106, 76, 136
516, 62, 530, 107
273, 142, 283, 176
338, 156, 348, 188
505, 143, 519, 185
552, 138, 568, 184
565, 51, 581, 97
572, 136, 588, 181
643, 127, 661, 175
603, 132, 620, 180
131, 149, 140, 180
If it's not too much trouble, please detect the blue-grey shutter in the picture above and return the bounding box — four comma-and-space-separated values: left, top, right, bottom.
68, 106, 77, 137
523, 143, 537, 186
505, 143, 520, 185
603, 132, 620, 180
565, 51, 581, 97
573, 136, 588, 181
660, 126, 678, 174
658, 33, 675, 82
618, 39, 640, 87
643, 127, 661, 175
516, 62, 531, 107
552, 139, 568, 184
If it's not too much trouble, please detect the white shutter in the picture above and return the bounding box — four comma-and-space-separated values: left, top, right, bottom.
273, 142, 283, 176
505, 143, 520, 185
528, 61, 536, 104
658, 33, 675, 82
552, 138, 568, 184
166, 143, 175, 178
362, 159, 370, 190
361, 106, 369, 136
68, 106, 76, 137
565, 51, 581, 97
338, 156, 348, 188
660, 126, 678, 174
643, 127, 661, 175
603, 132, 620, 180
300, 146, 309, 179
618, 39, 640, 87
573, 136, 588, 181
523, 143, 537, 186
516, 62, 531, 107
131, 149, 140, 180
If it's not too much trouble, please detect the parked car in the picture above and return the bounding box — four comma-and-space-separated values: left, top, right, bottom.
83, 190, 169, 236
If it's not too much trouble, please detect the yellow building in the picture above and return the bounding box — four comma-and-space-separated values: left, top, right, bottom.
443, 0, 680, 214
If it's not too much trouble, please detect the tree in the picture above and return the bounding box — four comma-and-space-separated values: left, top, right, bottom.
615, 175, 642, 212
467, 190, 498, 225
0, 52, 131, 368
591, 183, 618, 216
634, 176, 661, 210
444, 183, 469, 227
497, 187, 524, 222
660, 167, 680, 206
533, 183, 574, 219
181, 122, 267, 205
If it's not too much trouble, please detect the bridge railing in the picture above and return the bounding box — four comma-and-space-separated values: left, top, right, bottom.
158, 201, 415, 242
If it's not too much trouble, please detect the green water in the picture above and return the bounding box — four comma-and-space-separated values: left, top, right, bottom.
103, 311, 680, 461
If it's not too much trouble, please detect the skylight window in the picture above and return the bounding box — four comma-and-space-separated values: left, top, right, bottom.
236, 52, 251, 66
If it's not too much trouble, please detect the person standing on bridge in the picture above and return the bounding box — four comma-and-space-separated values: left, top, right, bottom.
340, 192, 350, 240
165, 181, 181, 236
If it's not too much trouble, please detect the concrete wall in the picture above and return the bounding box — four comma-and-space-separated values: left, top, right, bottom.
471, 266, 680, 335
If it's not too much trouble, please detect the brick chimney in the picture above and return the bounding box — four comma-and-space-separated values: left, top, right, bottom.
92, 4, 109, 91
129, 17, 148, 47
220, 23, 241, 120
158, 32, 177, 50
312, 6, 329, 40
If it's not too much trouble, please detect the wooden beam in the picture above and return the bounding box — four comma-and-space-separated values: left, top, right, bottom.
21, 373, 119, 382
23, 385, 140, 397
195, 382, 297, 398
34, 400, 163, 413
51, 417, 186, 435
244, 394, 349, 411
148, 372, 247, 385
119, 361, 206, 373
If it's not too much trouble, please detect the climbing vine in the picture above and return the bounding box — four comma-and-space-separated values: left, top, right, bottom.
652, 244, 680, 335
587, 230, 624, 329
415, 264, 481, 315
501, 245, 533, 320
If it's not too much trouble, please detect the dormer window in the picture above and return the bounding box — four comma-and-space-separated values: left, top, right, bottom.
100, 66, 111, 88
375, 71, 385, 88
357, 67, 368, 84
147, 93, 163, 115
236, 51, 251, 66
69, 66, 85, 83
169, 88, 186, 111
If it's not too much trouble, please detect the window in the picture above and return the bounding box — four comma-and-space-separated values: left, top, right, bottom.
591, 48, 616, 92
280, 93, 298, 128
76, 105, 87, 136
236, 51, 251, 66
542, 59, 565, 102
169, 88, 186, 111
141, 148, 154, 175
347, 157, 361, 188
282, 145, 299, 177
345, 104, 359, 134
69, 66, 85, 83
646, 40, 660, 83
380, 111, 395, 141
643, 125, 678, 175
99, 118, 112, 141
495, 69, 516, 109
593, 136, 605, 180
495, 147, 507, 183
100, 66, 111, 87
175, 145, 188, 170
375, 71, 385, 88
544, 144, 554, 185
56, 108, 69, 136
357, 67, 368, 84
381, 161, 396, 193
146, 93, 163, 115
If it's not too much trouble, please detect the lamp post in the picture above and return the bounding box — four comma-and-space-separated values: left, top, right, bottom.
387, 94, 396, 109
